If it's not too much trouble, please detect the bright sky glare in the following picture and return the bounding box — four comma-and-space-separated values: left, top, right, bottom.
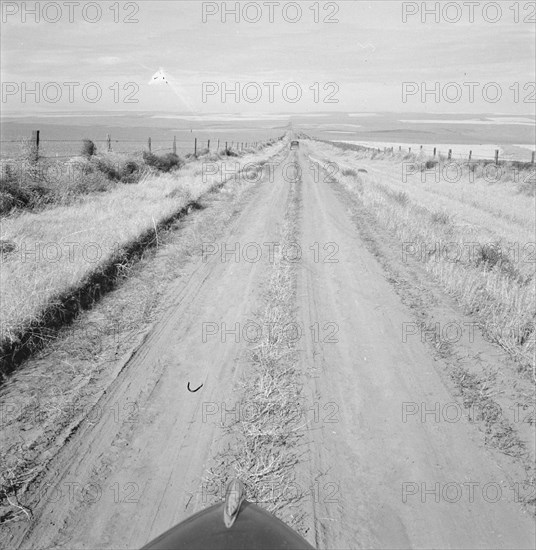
1, 1, 535, 114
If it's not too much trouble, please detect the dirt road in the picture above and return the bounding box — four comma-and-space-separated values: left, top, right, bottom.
3, 144, 535, 549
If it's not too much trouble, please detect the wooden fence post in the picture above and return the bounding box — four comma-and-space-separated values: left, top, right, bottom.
531, 151, 535, 164
107, 133, 112, 152
207, 139, 210, 151
433, 147, 436, 157
469, 150, 472, 161
148, 137, 152, 153
194, 138, 197, 157
225, 141, 228, 150
173, 136, 177, 155
31, 130, 40, 162
495, 149, 499, 165
217, 139, 220, 151
448, 149, 452, 160
409, 147, 411, 153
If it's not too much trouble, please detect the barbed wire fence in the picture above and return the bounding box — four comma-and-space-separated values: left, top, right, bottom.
0, 130, 279, 162
330, 141, 535, 165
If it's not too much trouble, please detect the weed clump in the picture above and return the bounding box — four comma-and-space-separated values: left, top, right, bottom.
430, 210, 451, 225
92, 156, 143, 183
0, 164, 52, 214
0, 239, 16, 255
469, 242, 522, 282
81, 139, 97, 158
142, 151, 182, 172
0, 148, 149, 214
422, 159, 438, 171
474, 242, 506, 270
392, 190, 409, 206
222, 147, 238, 157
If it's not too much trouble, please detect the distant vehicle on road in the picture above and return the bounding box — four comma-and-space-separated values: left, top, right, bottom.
290, 140, 299, 149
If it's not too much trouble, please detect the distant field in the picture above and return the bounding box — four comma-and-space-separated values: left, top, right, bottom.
2, 111, 534, 160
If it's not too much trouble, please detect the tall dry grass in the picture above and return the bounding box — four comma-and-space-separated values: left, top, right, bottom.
310, 141, 535, 377
0, 142, 285, 368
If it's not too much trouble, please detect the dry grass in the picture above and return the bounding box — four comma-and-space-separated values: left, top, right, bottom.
205, 172, 308, 532
0, 149, 150, 215
448, 364, 515, 447
0, 137, 283, 217
0, 438, 34, 524
310, 141, 535, 378
0, 141, 288, 524
310, 140, 535, 514
448, 362, 535, 513
0, 143, 284, 376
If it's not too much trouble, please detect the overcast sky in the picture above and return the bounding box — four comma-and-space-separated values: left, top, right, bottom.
1, 0, 535, 114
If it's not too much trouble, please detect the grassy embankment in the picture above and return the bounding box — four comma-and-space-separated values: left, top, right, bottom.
311, 140, 535, 377
0, 138, 284, 378
309, 139, 535, 511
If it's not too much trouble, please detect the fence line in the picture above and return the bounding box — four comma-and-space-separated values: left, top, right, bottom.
0, 130, 275, 161
337, 141, 535, 165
